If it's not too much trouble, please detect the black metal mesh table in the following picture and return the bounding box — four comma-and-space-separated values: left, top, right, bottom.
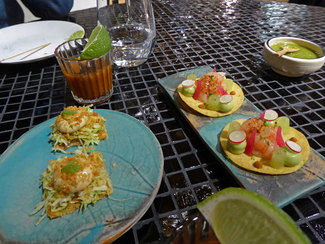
1, 0, 325, 243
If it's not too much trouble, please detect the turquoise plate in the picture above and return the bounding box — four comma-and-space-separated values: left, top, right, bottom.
0, 110, 164, 243
158, 66, 325, 208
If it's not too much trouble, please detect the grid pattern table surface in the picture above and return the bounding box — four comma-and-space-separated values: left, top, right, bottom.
1, 0, 325, 243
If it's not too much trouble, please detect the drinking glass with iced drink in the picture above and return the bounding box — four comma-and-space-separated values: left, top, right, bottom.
55, 25, 113, 105
97, 0, 156, 67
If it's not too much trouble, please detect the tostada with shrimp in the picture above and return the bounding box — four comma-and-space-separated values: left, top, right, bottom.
220, 109, 310, 175
29, 150, 113, 225
49, 106, 108, 152
31, 105, 112, 225
177, 70, 244, 117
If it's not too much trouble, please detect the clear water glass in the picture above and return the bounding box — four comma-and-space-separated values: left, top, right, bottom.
97, 0, 156, 67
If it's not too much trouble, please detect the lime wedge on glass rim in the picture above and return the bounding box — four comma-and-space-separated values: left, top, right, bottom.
80, 24, 111, 60
67, 30, 85, 40
197, 187, 311, 244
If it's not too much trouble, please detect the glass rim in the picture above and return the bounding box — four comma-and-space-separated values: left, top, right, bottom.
54, 38, 111, 62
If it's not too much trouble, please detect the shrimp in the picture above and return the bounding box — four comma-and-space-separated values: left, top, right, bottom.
262, 143, 278, 160
241, 118, 278, 160
253, 132, 278, 160
55, 106, 88, 133
52, 156, 94, 193
240, 118, 263, 137
201, 72, 226, 89
197, 72, 226, 103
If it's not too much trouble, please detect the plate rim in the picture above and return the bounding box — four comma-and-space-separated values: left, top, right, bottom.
0, 20, 84, 64
0, 109, 164, 243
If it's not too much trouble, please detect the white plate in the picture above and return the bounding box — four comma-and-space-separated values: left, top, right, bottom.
0, 21, 84, 64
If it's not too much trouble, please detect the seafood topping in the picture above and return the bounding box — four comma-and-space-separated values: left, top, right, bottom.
240, 118, 263, 138
196, 72, 226, 104
241, 118, 279, 160
53, 156, 94, 193
55, 106, 88, 133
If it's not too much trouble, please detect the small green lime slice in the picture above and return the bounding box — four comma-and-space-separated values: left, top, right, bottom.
197, 188, 311, 244
67, 30, 85, 41
80, 24, 111, 60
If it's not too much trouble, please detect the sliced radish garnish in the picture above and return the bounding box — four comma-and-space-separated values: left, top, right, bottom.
286, 140, 302, 153
213, 67, 216, 72
259, 110, 266, 121
192, 80, 201, 100
228, 130, 246, 144
245, 128, 256, 156
276, 126, 285, 147
220, 94, 233, 104
182, 79, 195, 87
217, 85, 228, 95
264, 110, 278, 121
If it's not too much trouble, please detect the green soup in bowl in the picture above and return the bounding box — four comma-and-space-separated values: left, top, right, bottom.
270, 41, 319, 59
263, 36, 325, 77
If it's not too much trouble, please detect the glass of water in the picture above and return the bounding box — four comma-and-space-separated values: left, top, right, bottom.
97, 0, 156, 67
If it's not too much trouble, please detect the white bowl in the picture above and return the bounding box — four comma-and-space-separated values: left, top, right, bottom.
263, 37, 325, 77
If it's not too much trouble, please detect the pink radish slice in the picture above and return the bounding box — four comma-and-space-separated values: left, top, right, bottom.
264, 110, 278, 121
286, 140, 302, 153
217, 85, 228, 95
259, 110, 266, 121
182, 79, 195, 87
213, 67, 216, 72
228, 130, 246, 144
220, 94, 233, 104
276, 126, 285, 147
192, 80, 201, 100
245, 128, 256, 156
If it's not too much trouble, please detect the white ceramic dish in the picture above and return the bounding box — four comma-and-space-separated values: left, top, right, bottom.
0, 21, 84, 64
263, 37, 325, 77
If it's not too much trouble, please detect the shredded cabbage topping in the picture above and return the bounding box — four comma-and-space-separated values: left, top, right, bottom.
49, 106, 108, 152
29, 150, 113, 225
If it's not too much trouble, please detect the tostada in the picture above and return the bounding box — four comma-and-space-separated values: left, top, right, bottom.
49, 106, 108, 152
220, 110, 310, 175
177, 71, 244, 117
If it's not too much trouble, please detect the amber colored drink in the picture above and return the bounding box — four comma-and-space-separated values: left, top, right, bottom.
55, 38, 114, 105
63, 62, 113, 101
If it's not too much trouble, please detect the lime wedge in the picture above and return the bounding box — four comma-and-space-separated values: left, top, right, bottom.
80, 24, 111, 60
197, 188, 311, 244
67, 30, 85, 41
